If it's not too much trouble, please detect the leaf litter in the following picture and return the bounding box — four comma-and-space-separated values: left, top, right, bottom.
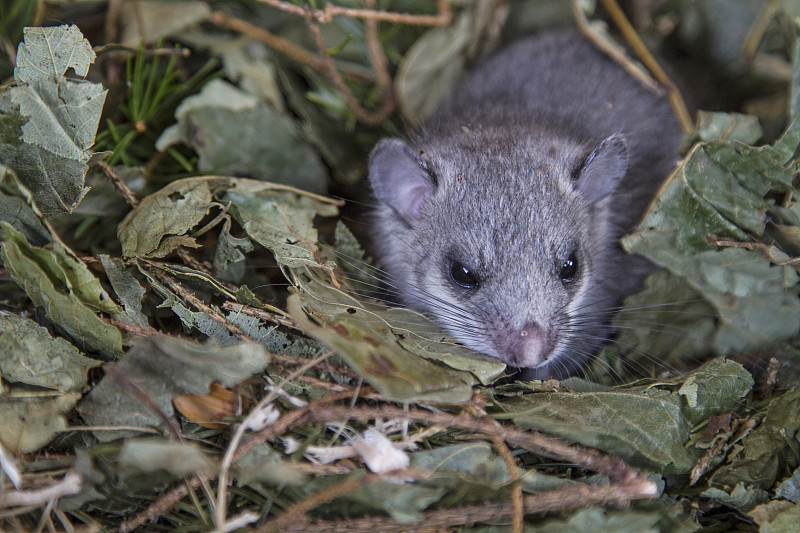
0, 3, 798, 532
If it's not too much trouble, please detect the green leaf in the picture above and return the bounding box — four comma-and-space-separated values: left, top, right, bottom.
303, 472, 444, 524
213, 219, 253, 283
288, 292, 474, 404
118, 438, 213, 476
411, 442, 570, 494
493, 359, 753, 473
624, 233, 800, 353
155, 79, 328, 193
0, 222, 124, 358
702, 483, 770, 513
0, 391, 81, 454
495, 386, 697, 473
597, 270, 716, 376
759, 502, 800, 533
235, 444, 308, 487
622, 46, 800, 356
0, 162, 50, 244
291, 266, 505, 385
0, 314, 101, 392
77, 336, 270, 441
220, 179, 338, 271
776, 467, 800, 503
676, 358, 754, 425
11, 79, 106, 162
0, 25, 106, 217
100, 255, 149, 329
681, 111, 763, 147
14, 25, 96, 82
395, 12, 472, 123
119, 0, 211, 47
117, 176, 219, 258
527, 506, 675, 533
117, 176, 339, 275
706, 387, 800, 494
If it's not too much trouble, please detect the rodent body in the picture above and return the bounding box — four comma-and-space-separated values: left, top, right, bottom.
368, 29, 683, 379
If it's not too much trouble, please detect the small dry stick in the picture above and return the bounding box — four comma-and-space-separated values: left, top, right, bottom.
119, 389, 355, 533
104, 364, 183, 439
214, 351, 335, 531
255, 0, 452, 26
151, 268, 250, 339
210, 12, 373, 81
109, 318, 157, 336
214, 0, 451, 126
104, 0, 125, 85
364, 0, 391, 89
0, 472, 82, 508
741, 0, 781, 59
571, 0, 661, 95
310, 404, 650, 485
96, 160, 138, 207
119, 479, 201, 532
597, 0, 694, 132
493, 435, 523, 533
306, 20, 394, 126
256, 474, 377, 532
175, 248, 217, 278
706, 234, 800, 267
265, 479, 656, 532
210, 11, 330, 74
222, 302, 300, 331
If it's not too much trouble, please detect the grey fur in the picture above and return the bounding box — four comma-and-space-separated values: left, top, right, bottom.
368, 29, 683, 379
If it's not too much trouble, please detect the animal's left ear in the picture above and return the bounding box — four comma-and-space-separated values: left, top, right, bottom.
573, 134, 628, 205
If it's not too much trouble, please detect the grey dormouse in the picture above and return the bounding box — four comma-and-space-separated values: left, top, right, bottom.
367, 29, 683, 379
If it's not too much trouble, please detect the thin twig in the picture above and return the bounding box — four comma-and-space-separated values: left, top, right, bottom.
309, 404, 652, 485
706, 234, 800, 267
210, 11, 328, 73
110, 318, 157, 336
119, 390, 356, 533
119, 479, 200, 532
175, 248, 217, 277
256, 474, 377, 532
0, 472, 82, 508
229, 0, 432, 125
255, 0, 451, 26
306, 20, 394, 126
263, 479, 656, 532
597, 0, 694, 132
104, 0, 124, 85
215, 351, 335, 531
104, 364, 182, 440
741, 0, 781, 59
364, 0, 391, 89
151, 268, 249, 338
94, 44, 192, 57
493, 435, 523, 533
222, 302, 300, 331
95, 160, 138, 207
572, 0, 662, 95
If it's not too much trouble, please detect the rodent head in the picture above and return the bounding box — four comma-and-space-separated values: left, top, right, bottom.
368, 127, 628, 378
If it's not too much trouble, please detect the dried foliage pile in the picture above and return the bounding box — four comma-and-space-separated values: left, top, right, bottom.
0, 1, 799, 532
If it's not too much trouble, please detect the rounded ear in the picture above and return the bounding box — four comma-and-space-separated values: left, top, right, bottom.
574, 134, 628, 205
368, 138, 435, 225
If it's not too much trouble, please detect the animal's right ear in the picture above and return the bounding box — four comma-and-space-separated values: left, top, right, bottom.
368, 139, 435, 226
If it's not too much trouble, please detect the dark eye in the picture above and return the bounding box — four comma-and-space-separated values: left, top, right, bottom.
449, 260, 480, 289
559, 252, 579, 284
